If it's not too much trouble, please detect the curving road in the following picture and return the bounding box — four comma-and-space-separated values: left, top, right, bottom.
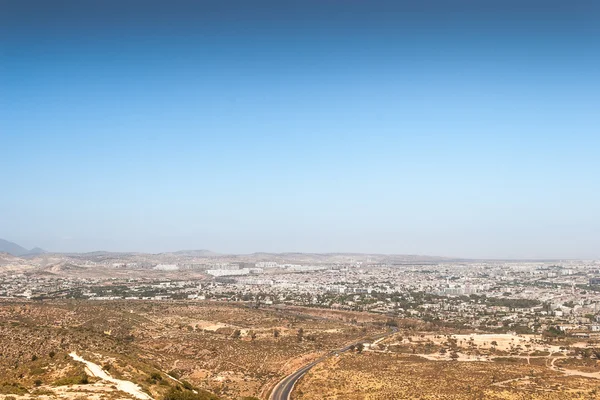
269, 328, 397, 400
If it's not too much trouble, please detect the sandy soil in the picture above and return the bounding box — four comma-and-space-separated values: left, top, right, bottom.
194, 320, 234, 331
0, 383, 135, 400
69, 353, 153, 400
417, 333, 567, 353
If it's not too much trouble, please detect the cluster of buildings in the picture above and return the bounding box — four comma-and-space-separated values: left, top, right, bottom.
3, 255, 600, 334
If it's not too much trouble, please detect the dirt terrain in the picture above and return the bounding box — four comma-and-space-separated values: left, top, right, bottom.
0, 300, 380, 400
4, 300, 600, 400
293, 352, 600, 399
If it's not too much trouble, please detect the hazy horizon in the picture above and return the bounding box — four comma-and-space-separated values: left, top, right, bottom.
2, 1, 599, 259
1, 236, 595, 261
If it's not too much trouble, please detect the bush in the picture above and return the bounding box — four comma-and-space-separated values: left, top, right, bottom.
386, 319, 399, 327
0, 382, 29, 395
32, 388, 55, 396
53, 374, 89, 386
0, 382, 28, 395
150, 372, 162, 381
181, 380, 195, 391
297, 328, 304, 342
147, 372, 164, 384
163, 387, 220, 400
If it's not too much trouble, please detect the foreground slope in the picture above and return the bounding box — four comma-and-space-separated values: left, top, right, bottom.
0, 300, 380, 399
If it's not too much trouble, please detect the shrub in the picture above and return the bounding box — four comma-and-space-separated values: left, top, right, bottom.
163, 387, 220, 400
297, 328, 304, 342
181, 380, 195, 391
53, 374, 89, 386
150, 372, 162, 381
0, 382, 29, 395
147, 372, 164, 384
32, 388, 54, 396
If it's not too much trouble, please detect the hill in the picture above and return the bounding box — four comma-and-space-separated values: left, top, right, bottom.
0, 238, 45, 256
0, 238, 29, 256
26, 247, 46, 256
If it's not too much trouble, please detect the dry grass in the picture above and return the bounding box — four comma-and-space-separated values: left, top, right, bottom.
292, 352, 600, 400
0, 300, 380, 399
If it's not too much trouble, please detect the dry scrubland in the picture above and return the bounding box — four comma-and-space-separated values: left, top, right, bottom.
0, 300, 382, 399
4, 300, 600, 400
293, 352, 600, 400
290, 328, 600, 400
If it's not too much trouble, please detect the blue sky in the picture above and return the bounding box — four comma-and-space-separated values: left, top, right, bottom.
1, 1, 599, 258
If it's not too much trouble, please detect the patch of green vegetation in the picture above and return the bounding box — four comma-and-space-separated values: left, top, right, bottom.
30, 366, 45, 375
0, 382, 29, 395
493, 357, 524, 363
147, 371, 165, 385
530, 350, 550, 356
32, 388, 55, 395
52, 374, 89, 386
163, 387, 220, 400
543, 326, 566, 338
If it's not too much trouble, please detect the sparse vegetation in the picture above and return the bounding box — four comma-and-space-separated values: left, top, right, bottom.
163, 387, 220, 400
294, 352, 600, 399
4, 298, 600, 400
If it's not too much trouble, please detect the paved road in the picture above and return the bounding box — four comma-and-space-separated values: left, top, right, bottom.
269, 328, 398, 400
269, 356, 325, 400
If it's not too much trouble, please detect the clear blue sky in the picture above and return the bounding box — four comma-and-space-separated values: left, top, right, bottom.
1, 1, 599, 258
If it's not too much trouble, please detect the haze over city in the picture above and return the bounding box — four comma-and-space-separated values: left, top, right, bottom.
2, 0, 599, 258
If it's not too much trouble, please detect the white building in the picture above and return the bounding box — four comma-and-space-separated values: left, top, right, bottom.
154, 264, 178, 271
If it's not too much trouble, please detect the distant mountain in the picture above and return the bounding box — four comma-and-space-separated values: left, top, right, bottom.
0, 239, 28, 256
172, 249, 219, 257
0, 239, 45, 256
26, 247, 46, 256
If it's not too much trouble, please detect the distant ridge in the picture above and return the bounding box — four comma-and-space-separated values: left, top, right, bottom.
172, 249, 219, 257
27, 247, 46, 256
0, 239, 45, 256
0, 239, 28, 256
0, 241, 575, 262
